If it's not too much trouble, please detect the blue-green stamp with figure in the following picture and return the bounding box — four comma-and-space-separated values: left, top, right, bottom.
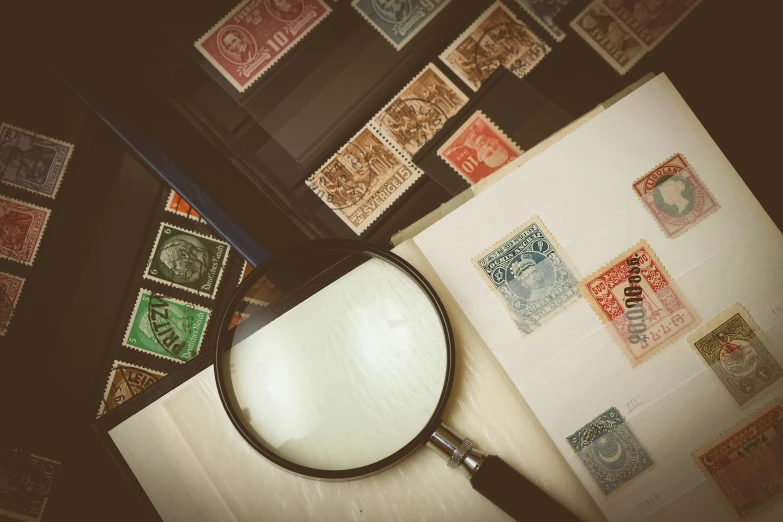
352, 0, 452, 50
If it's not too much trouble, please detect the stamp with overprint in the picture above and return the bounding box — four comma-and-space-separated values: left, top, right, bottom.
440, 1, 550, 92
371, 63, 468, 156
688, 304, 783, 406
165, 190, 204, 222
195, 0, 332, 92
144, 223, 230, 298
567, 406, 654, 496
473, 216, 581, 334
0, 272, 24, 336
0, 196, 51, 266
579, 240, 697, 366
514, 0, 573, 42
353, 0, 452, 50
602, 0, 702, 49
0, 123, 74, 199
570, 2, 645, 75
307, 125, 422, 235
97, 360, 167, 417
0, 448, 61, 522
124, 289, 210, 363
438, 110, 522, 184
633, 153, 718, 238
239, 260, 284, 306
693, 399, 783, 519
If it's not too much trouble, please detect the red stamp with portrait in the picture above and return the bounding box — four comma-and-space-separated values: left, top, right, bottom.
0, 196, 51, 266
196, 0, 331, 92
0, 272, 24, 336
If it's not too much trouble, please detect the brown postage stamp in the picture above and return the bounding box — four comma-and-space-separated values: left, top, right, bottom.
633, 153, 719, 238
440, 1, 550, 92
0, 195, 51, 266
570, 2, 645, 75
97, 360, 166, 417
0, 271, 24, 336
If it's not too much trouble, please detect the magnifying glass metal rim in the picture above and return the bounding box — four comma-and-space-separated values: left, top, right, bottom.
215, 239, 456, 480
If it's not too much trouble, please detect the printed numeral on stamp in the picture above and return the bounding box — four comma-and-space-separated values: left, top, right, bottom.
0, 448, 61, 522
0, 123, 74, 199
0, 272, 24, 336
352, 0, 452, 50
97, 360, 166, 417
0, 195, 51, 266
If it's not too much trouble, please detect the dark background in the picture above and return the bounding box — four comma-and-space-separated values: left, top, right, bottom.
1, 0, 781, 520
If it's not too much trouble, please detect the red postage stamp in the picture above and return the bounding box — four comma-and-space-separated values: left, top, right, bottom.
438, 111, 522, 184
579, 240, 697, 365
165, 190, 204, 222
0, 196, 51, 266
195, 0, 332, 92
0, 271, 24, 336
693, 399, 783, 519
633, 153, 718, 238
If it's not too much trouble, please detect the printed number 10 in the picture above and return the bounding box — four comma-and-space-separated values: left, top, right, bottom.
267, 32, 289, 52
461, 156, 479, 174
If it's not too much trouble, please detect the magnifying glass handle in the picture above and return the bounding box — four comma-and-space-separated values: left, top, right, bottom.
428, 425, 580, 522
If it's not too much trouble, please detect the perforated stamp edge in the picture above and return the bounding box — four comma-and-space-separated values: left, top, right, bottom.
96, 359, 167, 418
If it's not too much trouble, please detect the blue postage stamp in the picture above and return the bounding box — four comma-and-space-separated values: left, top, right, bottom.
0, 123, 74, 198
473, 216, 580, 334
567, 407, 654, 496
352, 0, 452, 50
514, 0, 572, 42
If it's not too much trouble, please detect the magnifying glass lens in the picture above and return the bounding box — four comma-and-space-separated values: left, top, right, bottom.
221, 250, 449, 472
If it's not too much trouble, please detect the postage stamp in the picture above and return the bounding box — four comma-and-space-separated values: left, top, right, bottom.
570, 2, 646, 75
195, 0, 332, 92
601, 0, 702, 49
307, 125, 422, 234
0, 123, 74, 199
165, 190, 204, 222
0, 447, 61, 522
567, 406, 654, 496
0, 196, 51, 266
633, 153, 718, 238
352, 0, 452, 50
124, 289, 210, 363
473, 216, 581, 334
239, 260, 284, 306
144, 223, 230, 298
437, 110, 522, 184
0, 272, 24, 336
371, 63, 468, 156
440, 1, 550, 92
514, 0, 573, 42
688, 304, 783, 406
579, 240, 697, 366
692, 399, 783, 519
97, 360, 167, 417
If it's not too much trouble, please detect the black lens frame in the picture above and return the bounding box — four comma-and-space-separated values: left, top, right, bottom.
215, 239, 455, 480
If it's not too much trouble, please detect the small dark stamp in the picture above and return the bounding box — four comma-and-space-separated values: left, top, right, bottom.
0, 195, 51, 266
0, 271, 24, 336
97, 360, 166, 417
352, 0, 452, 50
0, 123, 73, 199
0, 447, 61, 522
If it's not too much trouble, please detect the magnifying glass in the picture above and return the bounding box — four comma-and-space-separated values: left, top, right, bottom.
216, 240, 579, 522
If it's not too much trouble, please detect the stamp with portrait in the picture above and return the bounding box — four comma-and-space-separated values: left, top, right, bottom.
0, 195, 51, 266
0, 123, 74, 199
96, 360, 167, 417
239, 260, 284, 306
601, 0, 702, 49
0, 272, 24, 336
440, 1, 550, 92
437, 110, 522, 184
0, 448, 61, 522
692, 399, 783, 519
371, 63, 468, 156
567, 406, 653, 496
569, 2, 645, 75
143, 223, 230, 298
579, 240, 697, 366
195, 0, 332, 92
165, 190, 204, 222
633, 153, 718, 238
473, 216, 581, 334
124, 289, 210, 363
307, 125, 423, 234
688, 304, 783, 406
352, 0, 452, 50
514, 0, 573, 42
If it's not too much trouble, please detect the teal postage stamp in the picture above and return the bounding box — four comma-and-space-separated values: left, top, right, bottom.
124, 289, 210, 363
567, 407, 654, 496
144, 223, 230, 298
352, 0, 452, 50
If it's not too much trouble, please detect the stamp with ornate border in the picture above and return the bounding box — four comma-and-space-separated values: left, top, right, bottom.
0, 195, 51, 266
143, 223, 230, 298
579, 240, 698, 366
688, 303, 783, 406
514, 0, 573, 42
352, 0, 452, 50
0, 448, 62, 521
0, 123, 74, 199
306, 124, 423, 235
692, 398, 783, 520
633, 153, 719, 239
195, 0, 332, 93
473, 216, 581, 334
370, 63, 468, 157
238, 260, 284, 306
96, 360, 167, 417
569, 1, 646, 75
437, 110, 523, 184
165, 190, 205, 223
0, 271, 24, 337
440, 1, 551, 92
601, 0, 703, 50
123, 289, 210, 364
